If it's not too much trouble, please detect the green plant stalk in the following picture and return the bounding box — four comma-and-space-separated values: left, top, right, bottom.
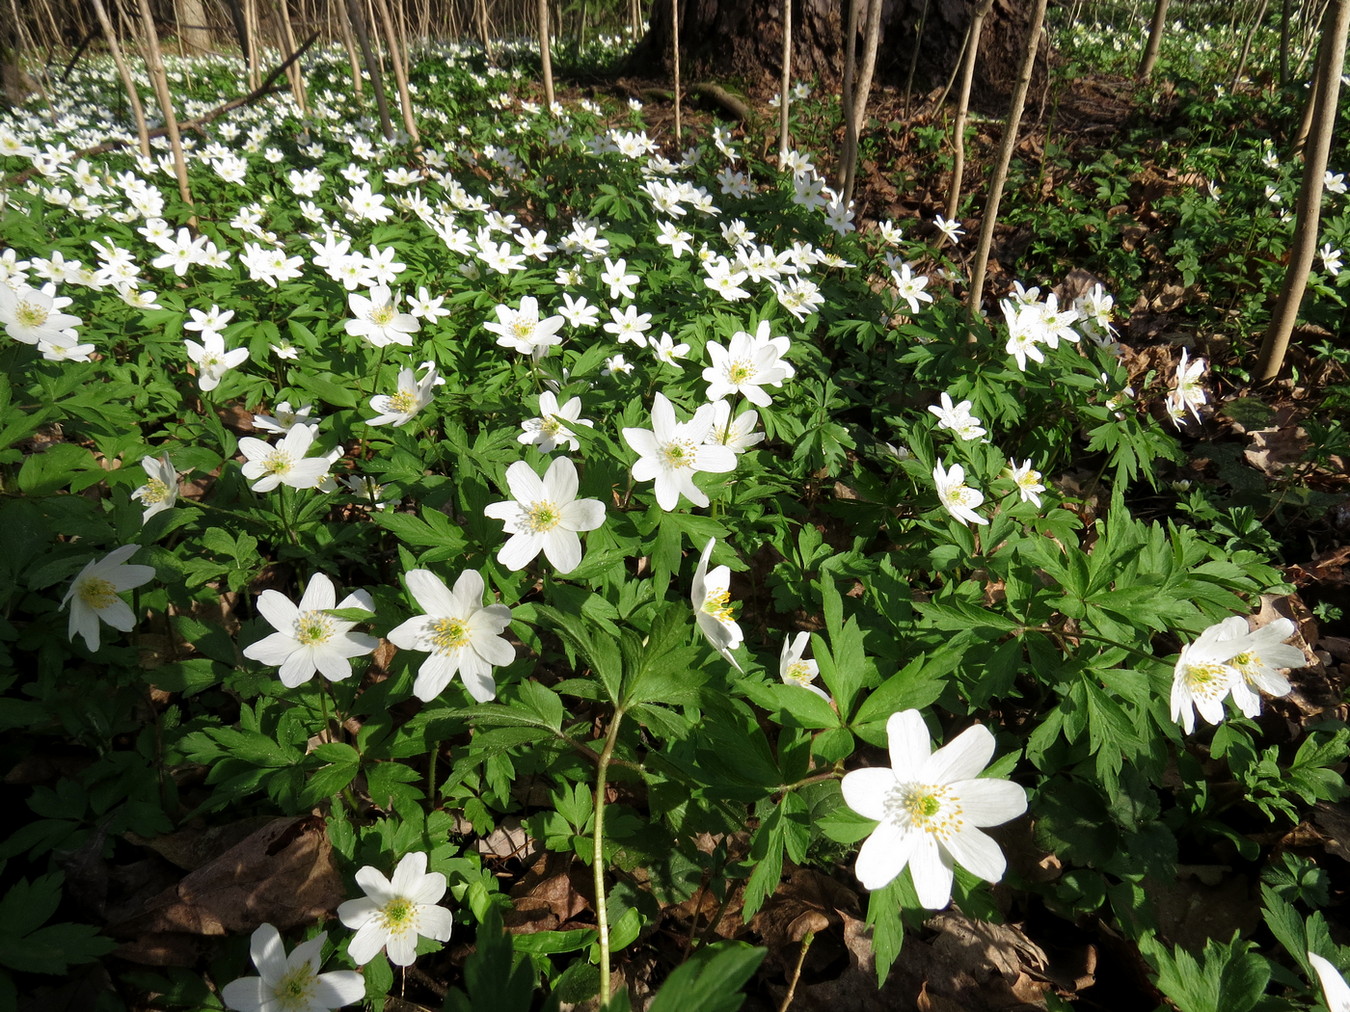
594, 706, 625, 1005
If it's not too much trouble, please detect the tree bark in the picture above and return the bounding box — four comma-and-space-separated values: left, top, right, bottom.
946, 0, 996, 222
1137, 0, 1170, 80
966, 0, 1048, 315
345, 0, 395, 140
91, 0, 152, 157
1256, 0, 1350, 381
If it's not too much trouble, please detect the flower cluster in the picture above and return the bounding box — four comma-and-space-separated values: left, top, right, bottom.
1170, 615, 1305, 733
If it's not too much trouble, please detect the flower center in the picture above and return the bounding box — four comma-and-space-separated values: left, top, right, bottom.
944, 484, 977, 507
661, 439, 697, 470
784, 661, 814, 685
886, 782, 963, 839
78, 576, 119, 610
140, 478, 170, 504
271, 965, 317, 1012
387, 389, 419, 415
379, 896, 416, 935
526, 500, 560, 532
429, 616, 468, 653
511, 318, 535, 340
15, 300, 48, 328
263, 450, 293, 476
727, 360, 754, 384
293, 610, 335, 646
370, 305, 396, 325
703, 588, 735, 623
540, 416, 562, 437
1183, 662, 1233, 701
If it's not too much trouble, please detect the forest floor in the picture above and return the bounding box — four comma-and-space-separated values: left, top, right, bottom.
534, 67, 1350, 1011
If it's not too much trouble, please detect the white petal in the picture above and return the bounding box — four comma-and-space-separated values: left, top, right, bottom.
923, 723, 995, 784
908, 834, 955, 909
543, 455, 579, 502
1309, 953, 1350, 1012
542, 529, 582, 573
941, 825, 1007, 883
955, 778, 1028, 826
840, 767, 895, 822
886, 710, 931, 777
504, 460, 547, 504
390, 852, 429, 893
248, 923, 287, 982
405, 569, 456, 617
297, 573, 336, 612
220, 975, 268, 1011
244, 632, 300, 667
312, 971, 366, 1007
417, 903, 454, 941
255, 589, 299, 632
853, 820, 915, 891
345, 921, 388, 965
497, 532, 541, 571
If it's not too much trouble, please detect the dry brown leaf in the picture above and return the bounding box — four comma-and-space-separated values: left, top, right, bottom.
504, 851, 591, 935
108, 815, 344, 965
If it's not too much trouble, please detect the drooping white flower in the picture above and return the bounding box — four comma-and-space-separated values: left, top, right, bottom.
221, 924, 364, 1012
61, 545, 155, 651
239, 425, 337, 492
1308, 952, 1350, 1012
1166, 347, 1207, 426
344, 285, 419, 348
780, 632, 829, 701
692, 538, 743, 671
1169, 622, 1244, 734
337, 852, 453, 967
517, 392, 594, 453
184, 331, 249, 392
623, 392, 738, 511
253, 401, 316, 435
841, 710, 1027, 907
483, 457, 606, 573
133, 453, 179, 523
242, 573, 377, 688
388, 569, 514, 702
933, 460, 988, 526
367, 361, 443, 427
1206, 616, 1303, 721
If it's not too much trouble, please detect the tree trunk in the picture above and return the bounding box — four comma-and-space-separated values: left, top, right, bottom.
632, 0, 1038, 110
1256, 0, 1350, 381
176, 0, 214, 53
1137, 0, 1170, 80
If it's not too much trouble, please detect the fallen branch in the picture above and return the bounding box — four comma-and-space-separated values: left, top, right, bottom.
687, 82, 751, 121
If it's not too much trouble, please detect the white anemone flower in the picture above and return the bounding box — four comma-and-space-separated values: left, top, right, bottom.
483, 457, 606, 573
705, 399, 764, 453
840, 709, 1027, 908
780, 632, 829, 701
1009, 459, 1046, 508
132, 453, 179, 523
702, 322, 794, 406
933, 460, 988, 526
691, 538, 743, 672
483, 296, 564, 358
242, 574, 377, 687
337, 852, 453, 967
928, 393, 986, 441
1308, 952, 1350, 1012
1169, 622, 1243, 734
623, 392, 737, 511
344, 285, 419, 348
1201, 616, 1303, 723
221, 924, 364, 1012
0, 281, 82, 345
61, 545, 155, 651
517, 392, 594, 453
238, 425, 336, 492
184, 331, 248, 392
367, 361, 442, 427
388, 569, 514, 702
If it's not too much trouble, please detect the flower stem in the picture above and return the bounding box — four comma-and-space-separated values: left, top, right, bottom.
318, 686, 332, 744
594, 707, 625, 1005
777, 931, 816, 1012
1032, 625, 1156, 662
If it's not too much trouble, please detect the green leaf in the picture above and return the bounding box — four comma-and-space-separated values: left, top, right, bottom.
645, 942, 767, 1012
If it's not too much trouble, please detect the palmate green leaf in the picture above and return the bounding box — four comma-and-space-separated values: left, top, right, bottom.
533, 601, 624, 704
1145, 932, 1270, 1012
